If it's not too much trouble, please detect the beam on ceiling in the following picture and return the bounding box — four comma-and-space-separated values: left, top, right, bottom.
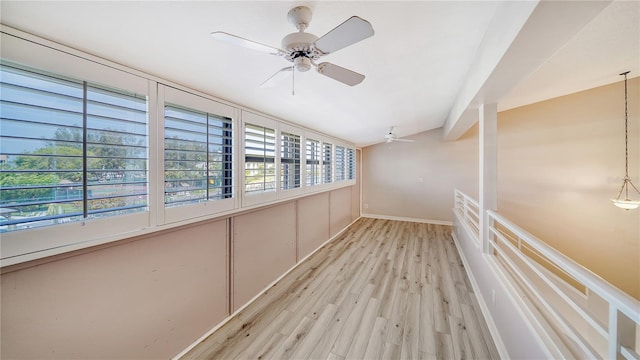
442, 0, 612, 141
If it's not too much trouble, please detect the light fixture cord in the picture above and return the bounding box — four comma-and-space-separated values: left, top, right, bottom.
623, 71, 629, 198
624, 71, 629, 178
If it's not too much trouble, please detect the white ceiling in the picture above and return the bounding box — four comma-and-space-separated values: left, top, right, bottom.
1, 1, 638, 147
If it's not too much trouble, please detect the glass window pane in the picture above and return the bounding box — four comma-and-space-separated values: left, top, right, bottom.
323, 142, 333, 184
347, 148, 356, 180
335, 146, 346, 182
164, 104, 233, 207
85, 85, 148, 219
245, 123, 276, 195
281, 131, 300, 190
0, 63, 148, 231
306, 139, 321, 186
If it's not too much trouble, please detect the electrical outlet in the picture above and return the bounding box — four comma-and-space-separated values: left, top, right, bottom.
364, 203, 369, 209
491, 289, 496, 305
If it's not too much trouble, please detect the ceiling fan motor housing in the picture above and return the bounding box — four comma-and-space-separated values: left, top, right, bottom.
281, 31, 319, 52
281, 31, 321, 72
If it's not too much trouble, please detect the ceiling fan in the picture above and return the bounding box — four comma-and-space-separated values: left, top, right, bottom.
210, 6, 374, 88
385, 127, 415, 143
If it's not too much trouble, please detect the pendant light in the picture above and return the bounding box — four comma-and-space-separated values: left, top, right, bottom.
611, 71, 640, 210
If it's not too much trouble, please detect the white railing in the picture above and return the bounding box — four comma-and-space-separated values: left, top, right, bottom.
454, 189, 640, 359
453, 189, 480, 245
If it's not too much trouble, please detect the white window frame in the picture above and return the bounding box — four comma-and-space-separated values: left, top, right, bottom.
347, 147, 357, 181
335, 145, 347, 182
0, 27, 359, 266
278, 123, 304, 199
0, 30, 154, 262
158, 85, 238, 224
304, 132, 323, 190
321, 140, 334, 186
241, 111, 278, 207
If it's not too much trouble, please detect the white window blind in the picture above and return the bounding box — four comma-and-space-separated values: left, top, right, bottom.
347, 148, 356, 180
306, 138, 321, 186
335, 146, 346, 182
280, 131, 301, 190
323, 142, 333, 184
244, 123, 276, 195
0, 63, 148, 232
164, 104, 233, 207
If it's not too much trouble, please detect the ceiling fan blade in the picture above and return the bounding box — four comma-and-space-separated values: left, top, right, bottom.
260, 67, 293, 88
210, 31, 284, 55
394, 138, 415, 143
313, 16, 374, 54
316, 62, 365, 86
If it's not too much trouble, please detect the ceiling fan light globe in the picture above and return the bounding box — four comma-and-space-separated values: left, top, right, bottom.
294, 57, 312, 72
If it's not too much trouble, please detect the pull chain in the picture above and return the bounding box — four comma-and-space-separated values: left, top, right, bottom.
292, 66, 295, 96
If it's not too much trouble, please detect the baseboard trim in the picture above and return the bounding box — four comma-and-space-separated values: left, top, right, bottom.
361, 213, 453, 226
172, 216, 361, 360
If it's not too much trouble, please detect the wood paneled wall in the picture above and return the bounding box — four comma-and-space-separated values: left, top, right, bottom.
0, 186, 359, 359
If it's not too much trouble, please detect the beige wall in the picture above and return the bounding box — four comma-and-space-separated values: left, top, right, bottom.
233, 202, 297, 310
298, 192, 331, 260
1, 219, 229, 359
362, 78, 638, 299
497, 77, 640, 299
362, 126, 479, 222
0, 186, 359, 359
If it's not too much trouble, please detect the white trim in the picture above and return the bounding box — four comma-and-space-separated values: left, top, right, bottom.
451, 226, 509, 359
361, 213, 453, 226
171, 216, 361, 360
277, 122, 305, 199
452, 202, 564, 359
160, 84, 239, 224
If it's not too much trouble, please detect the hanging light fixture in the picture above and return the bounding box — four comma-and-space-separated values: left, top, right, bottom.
611, 71, 640, 210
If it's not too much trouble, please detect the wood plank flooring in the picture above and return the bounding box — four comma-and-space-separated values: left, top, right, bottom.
182, 218, 499, 359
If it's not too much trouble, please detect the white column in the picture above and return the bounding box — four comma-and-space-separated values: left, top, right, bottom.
479, 103, 498, 253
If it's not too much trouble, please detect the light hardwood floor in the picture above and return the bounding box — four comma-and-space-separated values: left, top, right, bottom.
182, 218, 499, 359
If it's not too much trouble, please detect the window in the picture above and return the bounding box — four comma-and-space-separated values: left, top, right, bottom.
244, 123, 276, 195
335, 146, 346, 182
2, 30, 360, 264
164, 104, 233, 207
280, 131, 301, 190
323, 142, 333, 184
306, 138, 321, 186
0, 63, 148, 232
347, 148, 356, 180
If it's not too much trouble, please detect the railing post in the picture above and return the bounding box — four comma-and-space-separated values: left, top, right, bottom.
463, 196, 468, 221
486, 212, 495, 254
479, 103, 497, 254
609, 306, 620, 359
609, 305, 637, 360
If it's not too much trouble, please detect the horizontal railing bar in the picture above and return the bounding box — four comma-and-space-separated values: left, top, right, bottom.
491, 226, 608, 339
495, 227, 585, 294
620, 345, 639, 360
488, 210, 640, 324
490, 233, 602, 358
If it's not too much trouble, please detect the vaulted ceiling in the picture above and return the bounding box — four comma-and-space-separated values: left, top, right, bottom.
1, 1, 638, 146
